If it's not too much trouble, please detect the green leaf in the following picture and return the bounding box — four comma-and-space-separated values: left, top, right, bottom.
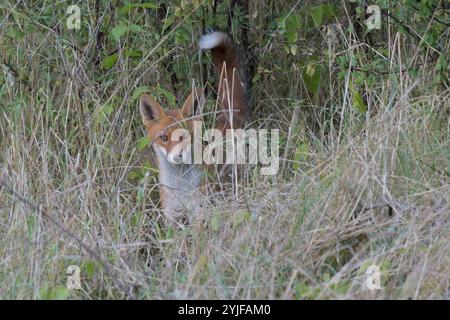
323, 4, 336, 19
128, 23, 144, 33
39, 284, 49, 299
132, 86, 151, 102
174, 26, 191, 45
140, 2, 159, 9
295, 281, 320, 300
136, 136, 150, 151
128, 161, 156, 182
295, 282, 310, 299
252, 73, 261, 83
277, 17, 286, 33
310, 5, 325, 28
124, 49, 142, 58
211, 212, 221, 231
166, 226, 174, 239
7, 27, 25, 39
232, 209, 251, 228
357, 260, 373, 276
128, 169, 142, 181
286, 14, 301, 30
285, 31, 297, 44
293, 142, 309, 172
27, 215, 36, 240
45, 285, 70, 300
155, 87, 177, 108
162, 16, 175, 32
436, 54, 448, 72
102, 104, 114, 116
101, 53, 118, 69
130, 211, 142, 227
119, 2, 158, 15
330, 281, 351, 295
302, 61, 323, 94
310, 4, 335, 28
111, 24, 129, 42
285, 14, 301, 43
81, 260, 97, 279
142, 160, 156, 174
94, 103, 114, 124
352, 90, 367, 113
119, 3, 135, 15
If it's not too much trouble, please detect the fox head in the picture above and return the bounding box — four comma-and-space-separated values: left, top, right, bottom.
139, 88, 205, 165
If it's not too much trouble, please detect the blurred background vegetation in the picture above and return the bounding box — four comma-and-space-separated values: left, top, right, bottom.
0, 0, 449, 299
1, 0, 448, 172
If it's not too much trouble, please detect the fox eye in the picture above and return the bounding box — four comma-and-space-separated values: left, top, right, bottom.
160, 134, 168, 142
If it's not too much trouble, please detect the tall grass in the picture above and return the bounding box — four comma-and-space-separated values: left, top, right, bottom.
0, 1, 449, 299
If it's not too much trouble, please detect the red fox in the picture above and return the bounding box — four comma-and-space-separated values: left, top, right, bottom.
139, 31, 247, 221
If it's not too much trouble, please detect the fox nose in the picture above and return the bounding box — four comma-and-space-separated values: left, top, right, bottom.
174, 154, 183, 161
169, 155, 181, 165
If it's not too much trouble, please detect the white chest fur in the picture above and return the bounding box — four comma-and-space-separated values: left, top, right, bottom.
154, 145, 203, 220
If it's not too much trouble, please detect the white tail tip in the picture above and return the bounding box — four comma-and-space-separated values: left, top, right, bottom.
199, 31, 228, 50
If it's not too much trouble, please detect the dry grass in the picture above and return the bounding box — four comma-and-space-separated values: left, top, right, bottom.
0, 1, 449, 299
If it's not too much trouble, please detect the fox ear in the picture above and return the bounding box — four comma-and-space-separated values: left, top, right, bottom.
140, 94, 165, 125
181, 88, 205, 119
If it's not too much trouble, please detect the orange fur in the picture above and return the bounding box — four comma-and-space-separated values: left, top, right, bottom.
201, 32, 248, 132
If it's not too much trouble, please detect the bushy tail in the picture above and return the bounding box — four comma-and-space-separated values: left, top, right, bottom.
199, 31, 248, 131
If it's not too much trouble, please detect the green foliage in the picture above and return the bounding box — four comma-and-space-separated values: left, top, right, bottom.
101, 53, 119, 69
351, 87, 367, 113
40, 285, 70, 300
310, 4, 336, 28
154, 86, 177, 108
119, 2, 158, 15
295, 281, 321, 299
283, 14, 302, 44
81, 260, 101, 279
128, 160, 156, 182
136, 136, 150, 152
232, 209, 251, 228
302, 56, 324, 95
293, 142, 309, 172
210, 211, 222, 232
111, 24, 129, 42
132, 86, 152, 102
94, 103, 115, 125
26, 215, 36, 240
